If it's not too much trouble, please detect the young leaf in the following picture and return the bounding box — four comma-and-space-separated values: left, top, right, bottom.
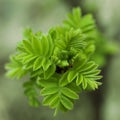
61, 87, 79, 99
42, 58, 51, 71
43, 94, 58, 106
61, 95, 73, 110
76, 74, 83, 86
40, 87, 58, 96
67, 70, 78, 83
59, 72, 69, 87
44, 64, 56, 79
33, 57, 43, 71
49, 94, 59, 108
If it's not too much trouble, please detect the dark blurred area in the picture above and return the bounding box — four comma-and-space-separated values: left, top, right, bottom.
0, 0, 120, 120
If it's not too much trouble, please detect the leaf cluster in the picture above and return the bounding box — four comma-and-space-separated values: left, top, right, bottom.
5, 7, 102, 115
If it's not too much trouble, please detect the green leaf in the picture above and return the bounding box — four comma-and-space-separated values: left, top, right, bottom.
42, 58, 51, 71
41, 87, 58, 96
37, 78, 58, 88
66, 82, 82, 93
67, 70, 78, 83
47, 35, 54, 56
22, 55, 37, 64
42, 94, 58, 106
59, 72, 69, 86
40, 36, 49, 56
61, 87, 79, 99
82, 78, 87, 89
32, 36, 41, 54
72, 7, 81, 23
49, 94, 59, 108
5, 56, 27, 79
61, 95, 73, 110
76, 74, 83, 86
58, 103, 68, 112
31, 69, 43, 78
23, 40, 33, 53
80, 14, 95, 33
33, 57, 43, 71
44, 64, 56, 79
75, 61, 102, 89
87, 79, 98, 90
83, 69, 101, 76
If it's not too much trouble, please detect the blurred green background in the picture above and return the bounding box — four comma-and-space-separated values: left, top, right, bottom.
0, 0, 120, 120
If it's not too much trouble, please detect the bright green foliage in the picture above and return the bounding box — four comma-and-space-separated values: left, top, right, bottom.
5, 8, 103, 115
5, 55, 27, 79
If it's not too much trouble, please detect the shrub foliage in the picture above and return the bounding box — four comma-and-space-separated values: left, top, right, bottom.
5, 8, 103, 115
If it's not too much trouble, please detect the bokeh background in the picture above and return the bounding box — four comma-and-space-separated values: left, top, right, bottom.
0, 0, 120, 120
